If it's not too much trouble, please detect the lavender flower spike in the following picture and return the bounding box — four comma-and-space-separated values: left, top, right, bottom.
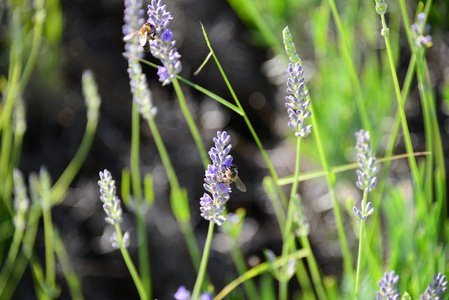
200, 131, 233, 226
147, 0, 182, 85
98, 170, 123, 225
285, 62, 312, 137
421, 273, 448, 300
355, 129, 377, 192
377, 271, 400, 300
411, 12, 433, 48
123, 0, 157, 119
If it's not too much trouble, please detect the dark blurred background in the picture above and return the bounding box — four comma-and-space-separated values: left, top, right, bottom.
2, 0, 449, 298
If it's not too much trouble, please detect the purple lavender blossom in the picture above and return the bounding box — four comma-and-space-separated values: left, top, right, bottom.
411, 12, 433, 48
200, 131, 233, 226
355, 130, 377, 192
123, 0, 157, 119
147, 0, 182, 86
174, 286, 191, 300
174, 286, 212, 300
377, 271, 400, 300
421, 273, 448, 300
285, 62, 312, 137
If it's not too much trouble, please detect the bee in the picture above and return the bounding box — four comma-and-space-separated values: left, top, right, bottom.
123, 22, 156, 52
217, 164, 247, 192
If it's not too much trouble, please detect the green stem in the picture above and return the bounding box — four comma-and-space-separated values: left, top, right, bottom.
53, 229, 84, 300
18, 6, 45, 90
49, 117, 98, 205
146, 117, 180, 190
0, 203, 41, 299
0, 225, 25, 290
146, 117, 205, 276
309, 100, 353, 276
130, 102, 152, 298
42, 203, 55, 292
215, 249, 309, 300
230, 241, 258, 299
115, 225, 148, 300
380, 14, 420, 187
416, 50, 433, 202
290, 138, 301, 199
300, 236, 327, 300
191, 222, 215, 300
354, 191, 368, 299
172, 78, 209, 169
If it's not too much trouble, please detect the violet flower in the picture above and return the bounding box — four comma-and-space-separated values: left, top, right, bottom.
200, 131, 233, 226
285, 62, 312, 137
411, 12, 433, 48
147, 0, 182, 85
421, 273, 448, 300
377, 271, 400, 300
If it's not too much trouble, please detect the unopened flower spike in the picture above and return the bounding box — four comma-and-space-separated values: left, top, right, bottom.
147, 0, 182, 86
200, 131, 235, 226
123, 0, 157, 119
420, 273, 448, 300
411, 12, 433, 48
13, 169, 30, 231
353, 130, 376, 219
377, 271, 400, 300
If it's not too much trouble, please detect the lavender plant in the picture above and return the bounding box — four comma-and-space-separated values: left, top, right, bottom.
98, 170, 148, 299
354, 129, 376, 298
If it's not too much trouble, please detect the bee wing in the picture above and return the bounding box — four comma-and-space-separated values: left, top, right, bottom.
123, 31, 138, 42
139, 31, 148, 46
235, 177, 247, 192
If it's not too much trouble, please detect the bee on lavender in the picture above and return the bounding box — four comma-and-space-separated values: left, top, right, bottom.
123, 22, 156, 52
217, 164, 247, 192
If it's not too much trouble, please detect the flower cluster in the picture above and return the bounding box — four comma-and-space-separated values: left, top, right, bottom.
377, 271, 400, 300
353, 129, 376, 219
147, 0, 182, 85
411, 12, 433, 49
123, 0, 157, 120
355, 130, 377, 192
421, 273, 448, 300
285, 62, 312, 137
200, 131, 233, 226
98, 170, 123, 225
174, 286, 212, 300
